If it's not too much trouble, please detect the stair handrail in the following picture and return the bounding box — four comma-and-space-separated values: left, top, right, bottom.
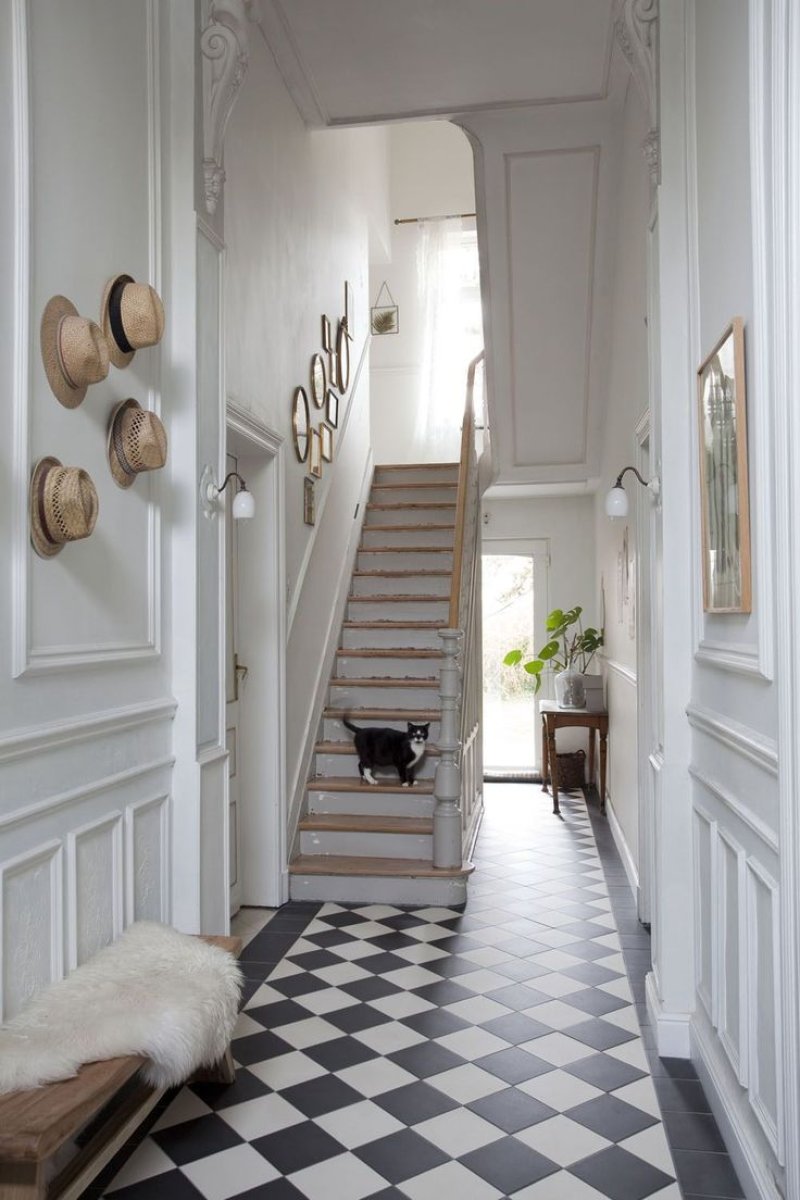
449, 350, 485, 629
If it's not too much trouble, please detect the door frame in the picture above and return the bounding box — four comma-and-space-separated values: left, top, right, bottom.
225, 402, 288, 907
635, 409, 656, 926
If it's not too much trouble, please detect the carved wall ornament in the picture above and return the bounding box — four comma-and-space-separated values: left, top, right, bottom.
614, 0, 660, 184
200, 0, 257, 215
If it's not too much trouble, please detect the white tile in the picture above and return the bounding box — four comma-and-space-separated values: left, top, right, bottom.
600, 952, 627, 973
529, 949, 583, 971
329, 939, 385, 962
151, 1088, 212, 1131
105, 1139, 174, 1191
249, 1049, 327, 1090
452, 968, 512, 994
435, 1027, 511, 1060
271, 1016, 342, 1048
393, 941, 451, 964
382, 964, 442, 990
218, 1092, 305, 1138
268, 958, 304, 981
619, 1125, 678, 1175
606, 1038, 650, 1070
518, 1068, 603, 1110
311, 961, 373, 986
514, 1114, 610, 1165
181, 1143, 279, 1200
443, 996, 513, 1025
354, 904, 401, 919
233, 1011, 268, 1039
524, 1000, 589, 1031
285, 938, 320, 956
289, 1151, 388, 1200
510, 1170, 608, 1199
592, 932, 621, 949
400, 1159, 504, 1199
458, 946, 514, 967
414, 1108, 505, 1156
426, 1063, 507, 1103
354, 1020, 427, 1055
316, 1098, 405, 1148
602, 1005, 641, 1034
243, 981, 285, 1009
518, 1032, 589, 1066
317, 902, 346, 916
413, 906, 463, 922
612, 1075, 662, 1117
368, 990, 436, 1019
460, 926, 518, 947
405, 923, 454, 943
646, 1185, 683, 1199
294, 986, 360, 1015
231, 906, 276, 947
348, 920, 393, 940
336, 1057, 417, 1097
528, 972, 588, 999
525, 928, 581, 948
598, 976, 634, 1001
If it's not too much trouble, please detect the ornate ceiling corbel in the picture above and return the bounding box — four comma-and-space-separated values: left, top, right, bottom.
614, 0, 660, 184
200, 0, 257, 214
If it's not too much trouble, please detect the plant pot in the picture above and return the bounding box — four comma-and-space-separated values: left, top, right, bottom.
555, 667, 586, 709
583, 673, 604, 712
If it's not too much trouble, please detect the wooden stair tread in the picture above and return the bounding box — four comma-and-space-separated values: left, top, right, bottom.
342, 620, 443, 629
359, 546, 453, 554
353, 570, 452, 578
289, 855, 475, 879
315, 740, 441, 756
376, 462, 459, 471
348, 594, 449, 603
308, 777, 434, 794
330, 678, 439, 688
325, 707, 440, 720
371, 482, 457, 490
367, 502, 457, 510
300, 813, 433, 832
336, 648, 442, 658
363, 523, 455, 532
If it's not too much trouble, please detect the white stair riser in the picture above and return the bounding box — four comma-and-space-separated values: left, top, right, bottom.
341, 626, 442, 650
374, 467, 459, 486
329, 683, 438, 709
346, 597, 450, 622
336, 655, 442, 679
308, 790, 436, 817
289, 873, 468, 907
323, 715, 440, 740
365, 506, 456, 526
361, 527, 455, 548
358, 551, 454, 572
300, 829, 433, 858
351, 574, 451, 597
371, 486, 458, 504
313, 752, 437, 779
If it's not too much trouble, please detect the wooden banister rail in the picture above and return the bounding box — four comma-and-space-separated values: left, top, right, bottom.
448, 350, 485, 629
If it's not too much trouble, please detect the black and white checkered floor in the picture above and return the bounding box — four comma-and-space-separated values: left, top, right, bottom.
97, 788, 725, 1200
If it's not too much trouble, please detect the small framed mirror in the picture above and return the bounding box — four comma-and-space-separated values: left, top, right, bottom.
336, 319, 350, 393
310, 353, 327, 409
309, 428, 322, 478
292, 386, 310, 462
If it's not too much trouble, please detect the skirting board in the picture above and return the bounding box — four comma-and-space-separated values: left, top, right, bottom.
645, 971, 692, 1058
691, 1012, 783, 1200
605, 797, 639, 899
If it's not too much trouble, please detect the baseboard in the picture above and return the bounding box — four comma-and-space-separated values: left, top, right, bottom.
691, 1011, 784, 1200
605, 796, 639, 898
645, 971, 692, 1058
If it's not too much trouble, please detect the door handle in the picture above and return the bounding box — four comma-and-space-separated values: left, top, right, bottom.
234, 654, 249, 682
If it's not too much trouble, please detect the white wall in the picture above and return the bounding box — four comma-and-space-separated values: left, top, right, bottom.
593, 82, 651, 890
370, 121, 475, 464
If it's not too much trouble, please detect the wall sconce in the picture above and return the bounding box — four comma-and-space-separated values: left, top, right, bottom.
200, 465, 255, 520
605, 466, 660, 518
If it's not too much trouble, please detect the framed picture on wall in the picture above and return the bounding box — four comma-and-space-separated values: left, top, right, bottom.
309, 428, 322, 478
344, 280, 354, 341
321, 421, 334, 462
321, 315, 332, 352
696, 317, 751, 613
303, 476, 315, 525
326, 388, 339, 428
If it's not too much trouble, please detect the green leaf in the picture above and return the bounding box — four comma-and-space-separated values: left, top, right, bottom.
523, 659, 544, 675
503, 649, 523, 666
538, 640, 560, 661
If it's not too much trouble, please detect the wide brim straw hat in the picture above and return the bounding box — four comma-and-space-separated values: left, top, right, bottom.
107, 398, 168, 489
29, 456, 99, 559
40, 295, 110, 409
101, 274, 165, 369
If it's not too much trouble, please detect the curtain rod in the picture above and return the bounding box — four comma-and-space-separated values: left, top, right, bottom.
394, 211, 476, 226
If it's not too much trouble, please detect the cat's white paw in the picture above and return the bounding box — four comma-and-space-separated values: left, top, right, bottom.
402, 781, 410, 788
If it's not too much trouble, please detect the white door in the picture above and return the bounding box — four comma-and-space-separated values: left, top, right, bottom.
225, 452, 243, 916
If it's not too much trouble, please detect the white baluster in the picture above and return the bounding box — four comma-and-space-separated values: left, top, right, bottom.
433, 628, 464, 868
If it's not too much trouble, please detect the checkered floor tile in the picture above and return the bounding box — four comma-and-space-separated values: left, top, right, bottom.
99, 790, 681, 1200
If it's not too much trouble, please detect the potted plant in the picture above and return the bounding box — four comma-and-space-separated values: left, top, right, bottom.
503, 606, 603, 709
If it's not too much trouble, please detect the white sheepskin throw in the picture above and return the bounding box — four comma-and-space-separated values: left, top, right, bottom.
0, 921, 242, 1094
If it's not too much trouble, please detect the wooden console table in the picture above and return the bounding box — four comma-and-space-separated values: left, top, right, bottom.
540, 700, 608, 816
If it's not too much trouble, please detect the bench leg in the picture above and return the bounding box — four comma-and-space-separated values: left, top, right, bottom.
2, 1161, 45, 1199
192, 1046, 235, 1085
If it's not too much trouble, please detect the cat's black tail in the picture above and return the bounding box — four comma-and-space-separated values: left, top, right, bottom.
342, 715, 360, 734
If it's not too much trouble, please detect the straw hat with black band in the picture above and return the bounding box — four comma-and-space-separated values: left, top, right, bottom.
107, 398, 168, 488
30, 457, 99, 559
40, 296, 110, 409
101, 274, 165, 369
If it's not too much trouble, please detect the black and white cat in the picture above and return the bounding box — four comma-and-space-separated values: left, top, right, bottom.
342, 717, 430, 787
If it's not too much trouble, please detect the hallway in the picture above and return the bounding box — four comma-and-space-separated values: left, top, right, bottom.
94, 787, 740, 1200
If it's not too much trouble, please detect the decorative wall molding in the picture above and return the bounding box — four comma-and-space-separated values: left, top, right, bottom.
695, 640, 771, 682
645, 970, 691, 1057
715, 826, 747, 1087
690, 765, 778, 856
604, 656, 637, 686
0, 697, 176, 766
746, 857, 784, 1161
66, 812, 124, 971
686, 703, 778, 778
605, 796, 639, 895
614, 0, 660, 182
0, 840, 64, 1020
200, 0, 257, 214
125, 794, 170, 925
693, 803, 716, 1023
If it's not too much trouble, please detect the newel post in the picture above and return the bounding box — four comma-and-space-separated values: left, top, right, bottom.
433, 629, 464, 868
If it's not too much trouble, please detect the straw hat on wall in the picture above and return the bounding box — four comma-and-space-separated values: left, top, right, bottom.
40, 296, 110, 409
107, 399, 168, 488
29, 457, 99, 558
100, 274, 165, 369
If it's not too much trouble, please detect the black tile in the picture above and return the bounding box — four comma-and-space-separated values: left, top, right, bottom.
497, 935, 550, 958
412, 980, 474, 1006
561, 961, 623, 986
664, 1111, 728, 1152
368, 932, 419, 951
320, 910, 373, 927
241, 932, 299, 964
653, 1076, 713, 1113
350, 951, 409, 976
190, 1067, 271, 1110
268, 972, 330, 999
567, 1094, 657, 1141
325, 1003, 393, 1034
388, 1041, 464, 1078
484, 983, 550, 1011
303, 1035, 376, 1072
251, 1121, 343, 1174
374, 1080, 459, 1124
564, 1053, 646, 1092
341, 976, 401, 1002
648, 1054, 699, 1080
569, 1144, 674, 1200
492, 958, 551, 982
400, 1008, 470, 1039
479, 1012, 550, 1044
474, 1047, 554, 1085
672, 1150, 745, 1197
459, 1136, 559, 1192
102, 1171, 205, 1199
231, 1180, 307, 1199
468, 1086, 556, 1133
355, 1128, 448, 1183
280, 1074, 363, 1118
566, 1018, 637, 1051
227, 1029, 294, 1066
152, 1113, 243, 1165
289, 949, 342, 971
303, 928, 357, 948
560, 988, 630, 1017
245, 999, 312, 1029
561, 940, 623, 963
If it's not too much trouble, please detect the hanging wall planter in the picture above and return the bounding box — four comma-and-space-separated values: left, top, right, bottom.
370, 281, 399, 335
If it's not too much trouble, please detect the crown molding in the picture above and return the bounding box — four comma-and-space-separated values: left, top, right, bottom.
614, 0, 660, 183
200, 0, 258, 214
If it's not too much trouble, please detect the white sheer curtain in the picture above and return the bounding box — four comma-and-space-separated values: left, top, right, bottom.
416, 219, 481, 451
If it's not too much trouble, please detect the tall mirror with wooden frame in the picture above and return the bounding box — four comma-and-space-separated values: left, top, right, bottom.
336, 319, 350, 393
292, 386, 310, 463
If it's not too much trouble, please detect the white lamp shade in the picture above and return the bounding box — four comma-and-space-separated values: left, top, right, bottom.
605, 486, 629, 518
232, 489, 255, 520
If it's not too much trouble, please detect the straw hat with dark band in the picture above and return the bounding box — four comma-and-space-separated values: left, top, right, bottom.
101, 274, 165, 368
30, 457, 99, 559
107, 398, 168, 488
40, 296, 110, 409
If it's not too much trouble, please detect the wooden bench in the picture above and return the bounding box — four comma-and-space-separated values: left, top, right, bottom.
0, 934, 242, 1200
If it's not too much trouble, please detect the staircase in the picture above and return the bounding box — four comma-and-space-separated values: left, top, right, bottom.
289, 462, 475, 907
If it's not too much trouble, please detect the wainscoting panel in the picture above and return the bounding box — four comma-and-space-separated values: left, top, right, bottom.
693, 805, 715, 1023
0, 840, 63, 1019
67, 812, 124, 971
716, 828, 747, 1087
125, 794, 170, 925
746, 859, 783, 1161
